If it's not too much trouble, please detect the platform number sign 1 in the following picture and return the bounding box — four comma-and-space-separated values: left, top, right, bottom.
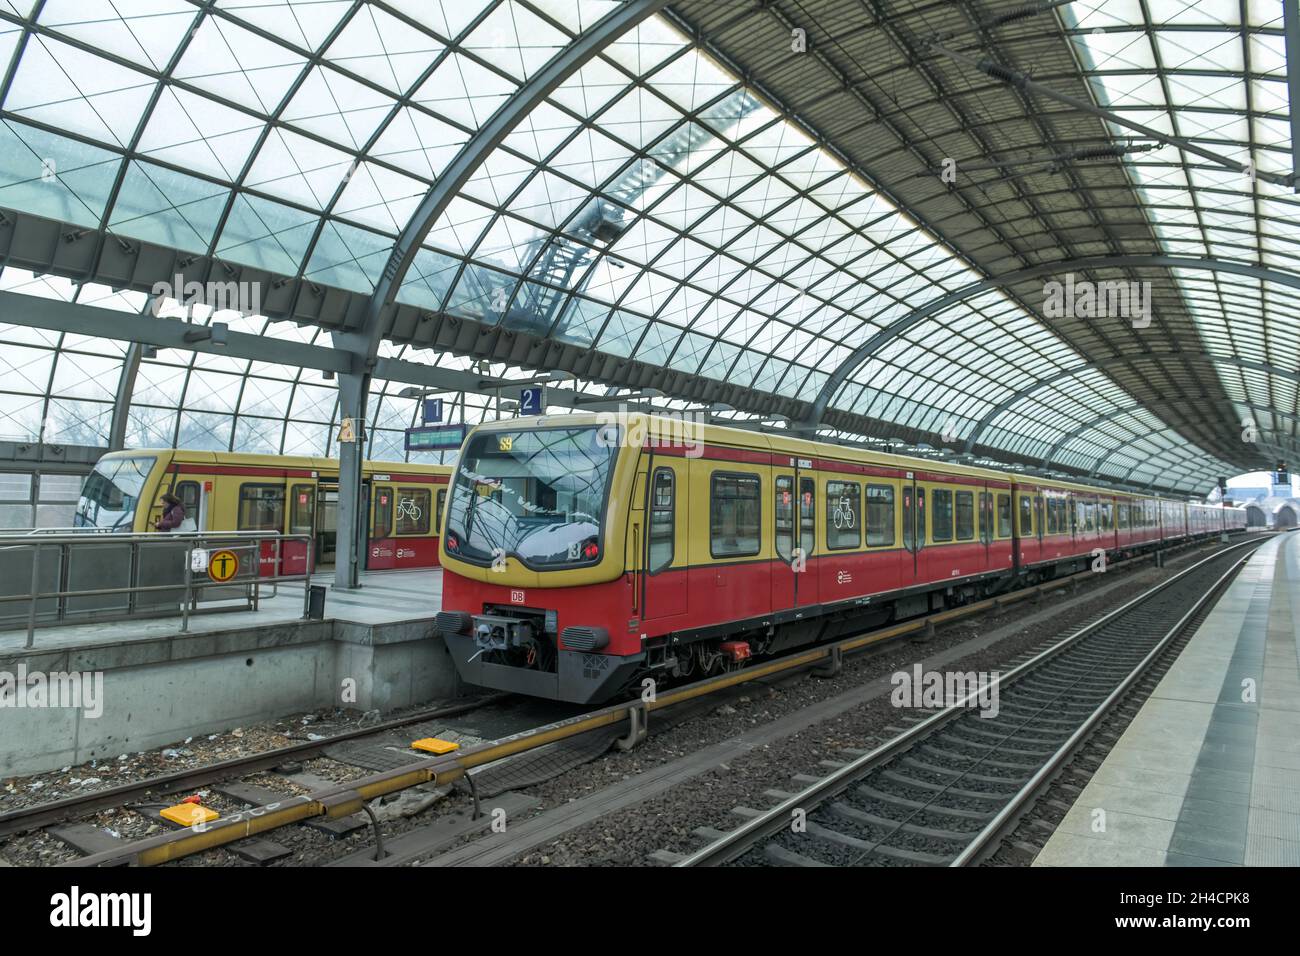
520, 385, 545, 416
422, 398, 443, 425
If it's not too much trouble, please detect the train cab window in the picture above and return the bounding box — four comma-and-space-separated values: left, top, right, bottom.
799, 478, 816, 558
289, 484, 314, 534
932, 489, 953, 542
710, 473, 760, 558
396, 487, 431, 535
238, 484, 285, 531
827, 480, 861, 550
997, 494, 1012, 538
374, 487, 393, 537
649, 468, 675, 572
1018, 495, 1033, 536
436, 489, 446, 534
866, 484, 894, 546
955, 491, 975, 541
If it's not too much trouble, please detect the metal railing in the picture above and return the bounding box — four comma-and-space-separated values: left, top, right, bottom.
0, 530, 315, 648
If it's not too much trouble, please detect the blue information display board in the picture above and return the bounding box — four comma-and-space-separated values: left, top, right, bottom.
520, 385, 545, 416
404, 423, 467, 451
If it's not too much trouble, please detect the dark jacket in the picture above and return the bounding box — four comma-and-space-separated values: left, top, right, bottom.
156, 503, 186, 531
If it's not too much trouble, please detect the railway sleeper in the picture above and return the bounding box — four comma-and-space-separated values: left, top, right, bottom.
854, 784, 994, 822
934, 729, 1062, 761
943, 722, 1064, 751
897, 756, 1025, 790
881, 768, 1011, 802
829, 801, 979, 842
801, 821, 952, 866
918, 743, 1041, 775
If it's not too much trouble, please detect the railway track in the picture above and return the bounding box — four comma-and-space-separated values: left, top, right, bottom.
677, 537, 1260, 867
0, 535, 1246, 866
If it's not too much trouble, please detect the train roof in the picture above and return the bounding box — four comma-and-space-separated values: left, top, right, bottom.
97, 449, 451, 474
469, 413, 1224, 505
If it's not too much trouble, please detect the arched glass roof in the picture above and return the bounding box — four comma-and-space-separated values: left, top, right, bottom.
0, 0, 1292, 495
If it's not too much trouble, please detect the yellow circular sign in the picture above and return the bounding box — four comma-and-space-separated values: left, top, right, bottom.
208, 549, 240, 583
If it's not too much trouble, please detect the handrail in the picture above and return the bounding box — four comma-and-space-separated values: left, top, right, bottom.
1, 531, 315, 649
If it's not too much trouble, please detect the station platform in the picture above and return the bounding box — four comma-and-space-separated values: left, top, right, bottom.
0, 569, 455, 777
0, 567, 443, 656
1035, 532, 1300, 867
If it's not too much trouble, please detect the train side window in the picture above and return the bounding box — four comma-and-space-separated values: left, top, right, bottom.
978, 492, 991, 543
955, 491, 974, 541
826, 480, 861, 550
866, 484, 894, 546
916, 487, 926, 550
775, 475, 794, 563
373, 486, 393, 536
650, 468, 675, 572
932, 489, 953, 542
1045, 499, 1058, 535
395, 487, 431, 535
289, 484, 314, 534
799, 478, 815, 558
1018, 494, 1033, 536
710, 472, 760, 558
1118, 503, 1129, 530
436, 488, 446, 534
997, 494, 1011, 538
238, 484, 285, 531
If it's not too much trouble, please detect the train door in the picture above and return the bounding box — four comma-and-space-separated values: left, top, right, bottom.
979, 486, 992, 569
284, 482, 315, 575
315, 483, 339, 566
369, 482, 395, 570
642, 460, 688, 624
901, 474, 925, 585
772, 469, 797, 613
797, 472, 818, 608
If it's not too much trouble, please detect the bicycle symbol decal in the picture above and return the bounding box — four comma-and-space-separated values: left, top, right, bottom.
832, 496, 856, 530
397, 497, 423, 522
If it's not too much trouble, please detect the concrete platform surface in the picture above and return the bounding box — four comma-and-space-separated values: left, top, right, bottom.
1035, 531, 1300, 867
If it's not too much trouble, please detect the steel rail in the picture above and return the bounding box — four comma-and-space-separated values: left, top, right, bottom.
949, 550, 1255, 866
675, 536, 1264, 867
55, 535, 1242, 866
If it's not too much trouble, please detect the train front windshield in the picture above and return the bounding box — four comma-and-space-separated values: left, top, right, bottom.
445, 426, 618, 569
74, 456, 157, 531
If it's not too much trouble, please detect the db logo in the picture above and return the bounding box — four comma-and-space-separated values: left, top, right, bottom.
510, 589, 525, 604
837, 570, 852, 584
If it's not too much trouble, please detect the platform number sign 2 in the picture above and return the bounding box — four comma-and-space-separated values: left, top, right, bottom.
520, 385, 544, 416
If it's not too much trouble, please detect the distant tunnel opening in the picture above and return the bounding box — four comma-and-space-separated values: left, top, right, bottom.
1276, 506, 1298, 530
1246, 505, 1268, 528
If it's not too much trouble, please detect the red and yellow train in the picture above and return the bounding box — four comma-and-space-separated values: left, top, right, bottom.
75, 450, 451, 574
435, 414, 1247, 704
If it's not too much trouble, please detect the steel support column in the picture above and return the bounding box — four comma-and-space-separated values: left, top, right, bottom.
1285, 0, 1300, 192
110, 341, 143, 451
